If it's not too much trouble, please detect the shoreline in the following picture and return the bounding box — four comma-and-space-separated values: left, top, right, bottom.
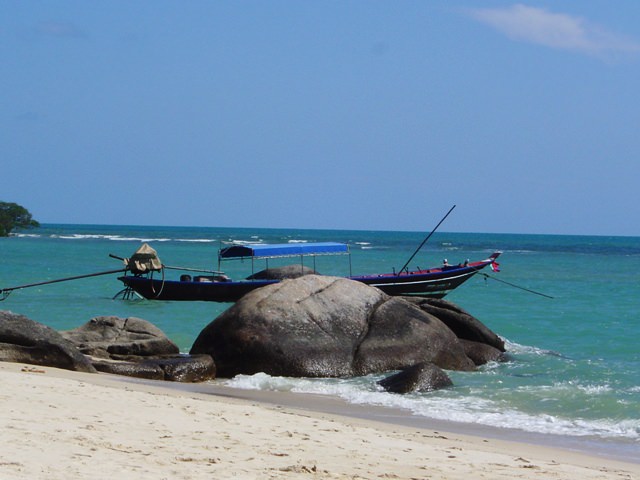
2, 362, 638, 479
120, 373, 640, 465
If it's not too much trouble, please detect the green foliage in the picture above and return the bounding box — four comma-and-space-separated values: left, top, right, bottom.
0, 202, 40, 236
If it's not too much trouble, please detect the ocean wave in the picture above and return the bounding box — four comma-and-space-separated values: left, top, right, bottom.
47, 233, 175, 242
223, 373, 640, 441
52, 234, 123, 240
10, 233, 41, 238
503, 339, 565, 358
175, 238, 217, 243
226, 239, 264, 245
110, 237, 172, 242
576, 383, 613, 395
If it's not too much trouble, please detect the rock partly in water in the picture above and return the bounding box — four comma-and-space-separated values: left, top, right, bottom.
354, 296, 474, 374
190, 275, 477, 378
403, 298, 505, 352
460, 339, 505, 366
378, 362, 453, 393
0, 310, 96, 373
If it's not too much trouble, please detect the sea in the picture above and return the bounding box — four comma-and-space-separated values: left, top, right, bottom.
2, 224, 639, 460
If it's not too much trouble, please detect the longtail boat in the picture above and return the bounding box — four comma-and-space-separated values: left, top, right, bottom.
116, 242, 501, 302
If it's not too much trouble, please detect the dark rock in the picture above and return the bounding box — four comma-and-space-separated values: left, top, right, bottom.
61, 316, 180, 358
403, 297, 505, 353
460, 339, 505, 366
354, 296, 474, 374
246, 264, 317, 280
378, 362, 453, 393
61, 316, 214, 382
191, 275, 475, 378
153, 354, 215, 382
0, 310, 96, 373
91, 357, 164, 379
91, 354, 216, 382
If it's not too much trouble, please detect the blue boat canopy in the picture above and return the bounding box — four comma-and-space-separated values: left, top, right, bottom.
219, 242, 349, 259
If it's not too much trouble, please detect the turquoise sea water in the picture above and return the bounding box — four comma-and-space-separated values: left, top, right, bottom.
2, 224, 639, 457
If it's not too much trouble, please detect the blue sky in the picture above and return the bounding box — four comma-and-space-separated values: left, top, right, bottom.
2, 1, 640, 236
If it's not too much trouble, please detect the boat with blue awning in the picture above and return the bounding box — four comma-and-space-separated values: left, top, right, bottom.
116, 241, 500, 302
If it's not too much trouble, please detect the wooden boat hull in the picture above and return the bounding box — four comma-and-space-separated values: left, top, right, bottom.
352, 265, 488, 299
118, 276, 276, 302
118, 254, 498, 302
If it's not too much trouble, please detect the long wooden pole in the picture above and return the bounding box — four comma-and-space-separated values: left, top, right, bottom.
0, 268, 126, 299
398, 205, 456, 274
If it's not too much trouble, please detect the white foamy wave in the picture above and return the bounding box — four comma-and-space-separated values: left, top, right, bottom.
503, 338, 563, 357
227, 239, 264, 245
11, 233, 41, 238
49, 233, 173, 242
53, 234, 123, 240
223, 373, 640, 441
226, 372, 302, 391
288, 240, 308, 243
225, 374, 380, 405
176, 238, 217, 243
577, 383, 613, 395
111, 237, 172, 242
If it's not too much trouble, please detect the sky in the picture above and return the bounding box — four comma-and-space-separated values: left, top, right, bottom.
2, 1, 640, 236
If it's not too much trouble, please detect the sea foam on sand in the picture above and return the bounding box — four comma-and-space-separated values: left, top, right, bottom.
0, 362, 637, 480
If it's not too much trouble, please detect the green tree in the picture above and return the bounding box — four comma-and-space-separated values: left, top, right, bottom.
0, 202, 40, 236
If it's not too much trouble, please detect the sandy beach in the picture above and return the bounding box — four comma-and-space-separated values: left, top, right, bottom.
1, 362, 637, 479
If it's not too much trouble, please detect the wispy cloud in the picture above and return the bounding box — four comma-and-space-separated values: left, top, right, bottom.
466, 4, 640, 58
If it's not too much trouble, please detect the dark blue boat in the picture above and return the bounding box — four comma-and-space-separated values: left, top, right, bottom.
117, 242, 500, 302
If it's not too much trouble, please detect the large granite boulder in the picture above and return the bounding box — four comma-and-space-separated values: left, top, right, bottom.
0, 310, 96, 373
378, 362, 453, 393
190, 275, 476, 378
62, 316, 215, 382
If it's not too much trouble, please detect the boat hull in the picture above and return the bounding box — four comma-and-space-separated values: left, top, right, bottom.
354, 267, 485, 299
118, 256, 497, 302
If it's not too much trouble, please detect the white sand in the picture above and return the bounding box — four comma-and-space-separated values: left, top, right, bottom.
1, 362, 638, 479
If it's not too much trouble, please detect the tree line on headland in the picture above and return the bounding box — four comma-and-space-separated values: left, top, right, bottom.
0, 202, 39, 236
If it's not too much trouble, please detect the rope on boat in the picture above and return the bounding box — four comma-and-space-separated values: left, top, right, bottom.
479, 272, 554, 299
149, 266, 166, 299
